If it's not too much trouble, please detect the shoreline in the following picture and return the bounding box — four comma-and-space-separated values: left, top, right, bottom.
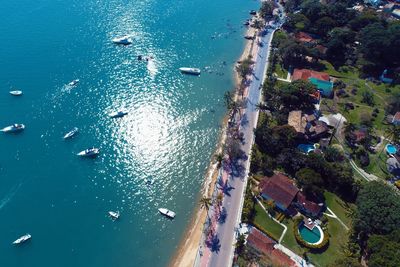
169, 19, 258, 267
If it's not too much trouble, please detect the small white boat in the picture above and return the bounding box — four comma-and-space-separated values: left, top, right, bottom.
109, 111, 128, 118
9, 90, 23, 96
13, 234, 31, 245
112, 35, 133, 45
108, 211, 120, 220
77, 147, 100, 157
158, 208, 176, 219
179, 67, 201, 75
68, 79, 80, 87
1, 124, 25, 133
63, 127, 79, 139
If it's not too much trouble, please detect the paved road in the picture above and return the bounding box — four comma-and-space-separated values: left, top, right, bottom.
207, 24, 281, 267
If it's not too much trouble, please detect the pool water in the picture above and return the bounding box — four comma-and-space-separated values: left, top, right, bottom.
299, 224, 322, 244
297, 144, 315, 154
386, 144, 397, 154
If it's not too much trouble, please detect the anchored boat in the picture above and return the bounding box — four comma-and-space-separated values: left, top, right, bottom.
109, 111, 128, 118
108, 211, 120, 220
9, 90, 23, 96
179, 67, 201, 75
68, 79, 80, 87
63, 127, 79, 139
77, 147, 100, 157
13, 234, 31, 245
158, 208, 176, 219
1, 124, 25, 133
112, 35, 133, 45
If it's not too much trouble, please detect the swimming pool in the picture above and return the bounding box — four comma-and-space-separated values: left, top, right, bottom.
297, 144, 316, 154
386, 144, 397, 155
298, 224, 323, 244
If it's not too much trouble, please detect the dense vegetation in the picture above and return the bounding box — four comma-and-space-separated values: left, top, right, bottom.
352, 182, 400, 266
282, 0, 400, 77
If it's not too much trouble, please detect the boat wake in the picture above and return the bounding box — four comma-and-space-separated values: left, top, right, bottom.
147, 58, 158, 77
0, 183, 22, 210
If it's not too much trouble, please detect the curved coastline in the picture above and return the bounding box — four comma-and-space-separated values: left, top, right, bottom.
169, 20, 258, 267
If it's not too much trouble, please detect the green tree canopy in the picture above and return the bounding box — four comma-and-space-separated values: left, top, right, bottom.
279, 80, 317, 111
354, 181, 400, 236
260, 1, 274, 20
367, 230, 400, 267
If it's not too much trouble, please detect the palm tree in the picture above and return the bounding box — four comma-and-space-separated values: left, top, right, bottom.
216, 192, 224, 206
255, 102, 267, 111
199, 197, 212, 218
214, 153, 224, 169
385, 125, 400, 144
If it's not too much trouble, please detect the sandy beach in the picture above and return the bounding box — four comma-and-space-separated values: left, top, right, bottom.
169, 20, 259, 267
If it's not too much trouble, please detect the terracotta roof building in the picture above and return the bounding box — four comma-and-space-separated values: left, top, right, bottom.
392, 111, 400, 125
292, 69, 333, 97
295, 192, 324, 218
288, 110, 307, 134
295, 32, 315, 43
259, 173, 299, 211
292, 68, 330, 82
246, 227, 297, 267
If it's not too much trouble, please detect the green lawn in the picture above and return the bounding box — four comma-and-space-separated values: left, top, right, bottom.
324, 191, 354, 228
281, 216, 349, 267
318, 60, 400, 179
274, 63, 288, 79
253, 203, 284, 241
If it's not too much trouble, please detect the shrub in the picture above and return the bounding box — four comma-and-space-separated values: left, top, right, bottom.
252, 222, 279, 242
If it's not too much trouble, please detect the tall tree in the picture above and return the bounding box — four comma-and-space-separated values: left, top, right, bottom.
354, 181, 400, 236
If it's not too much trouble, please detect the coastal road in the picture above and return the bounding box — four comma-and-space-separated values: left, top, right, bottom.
206, 23, 280, 267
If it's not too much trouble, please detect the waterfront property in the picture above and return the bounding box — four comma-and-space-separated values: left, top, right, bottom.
259, 173, 324, 218
292, 68, 333, 97
287, 110, 331, 140
246, 226, 297, 266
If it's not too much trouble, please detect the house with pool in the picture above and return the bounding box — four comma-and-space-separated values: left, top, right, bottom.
287, 110, 331, 141
259, 173, 324, 218
292, 68, 334, 98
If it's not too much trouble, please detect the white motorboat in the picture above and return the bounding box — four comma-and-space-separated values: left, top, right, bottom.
68, 79, 80, 87
13, 234, 31, 245
179, 67, 201, 75
109, 111, 128, 118
108, 211, 120, 220
112, 35, 133, 45
77, 147, 100, 157
1, 124, 25, 133
9, 90, 23, 96
158, 208, 176, 219
63, 127, 79, 139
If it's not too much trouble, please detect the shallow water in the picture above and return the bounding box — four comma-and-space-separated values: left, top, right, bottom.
0, 0, 258, 266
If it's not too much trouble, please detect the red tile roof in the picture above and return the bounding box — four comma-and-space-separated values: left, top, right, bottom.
247, 228, 275, 255
247, 227, 296, 267
316, 44, 328, 54
394, 111, 400, 122
296, 192, 323, 216
353, 129, 367, 142
295, 32, 314, 43
292, 69, 330, 82
259, 173, 299, 209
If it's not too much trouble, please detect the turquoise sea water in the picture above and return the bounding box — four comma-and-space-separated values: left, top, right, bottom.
0, 0, 259, 266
